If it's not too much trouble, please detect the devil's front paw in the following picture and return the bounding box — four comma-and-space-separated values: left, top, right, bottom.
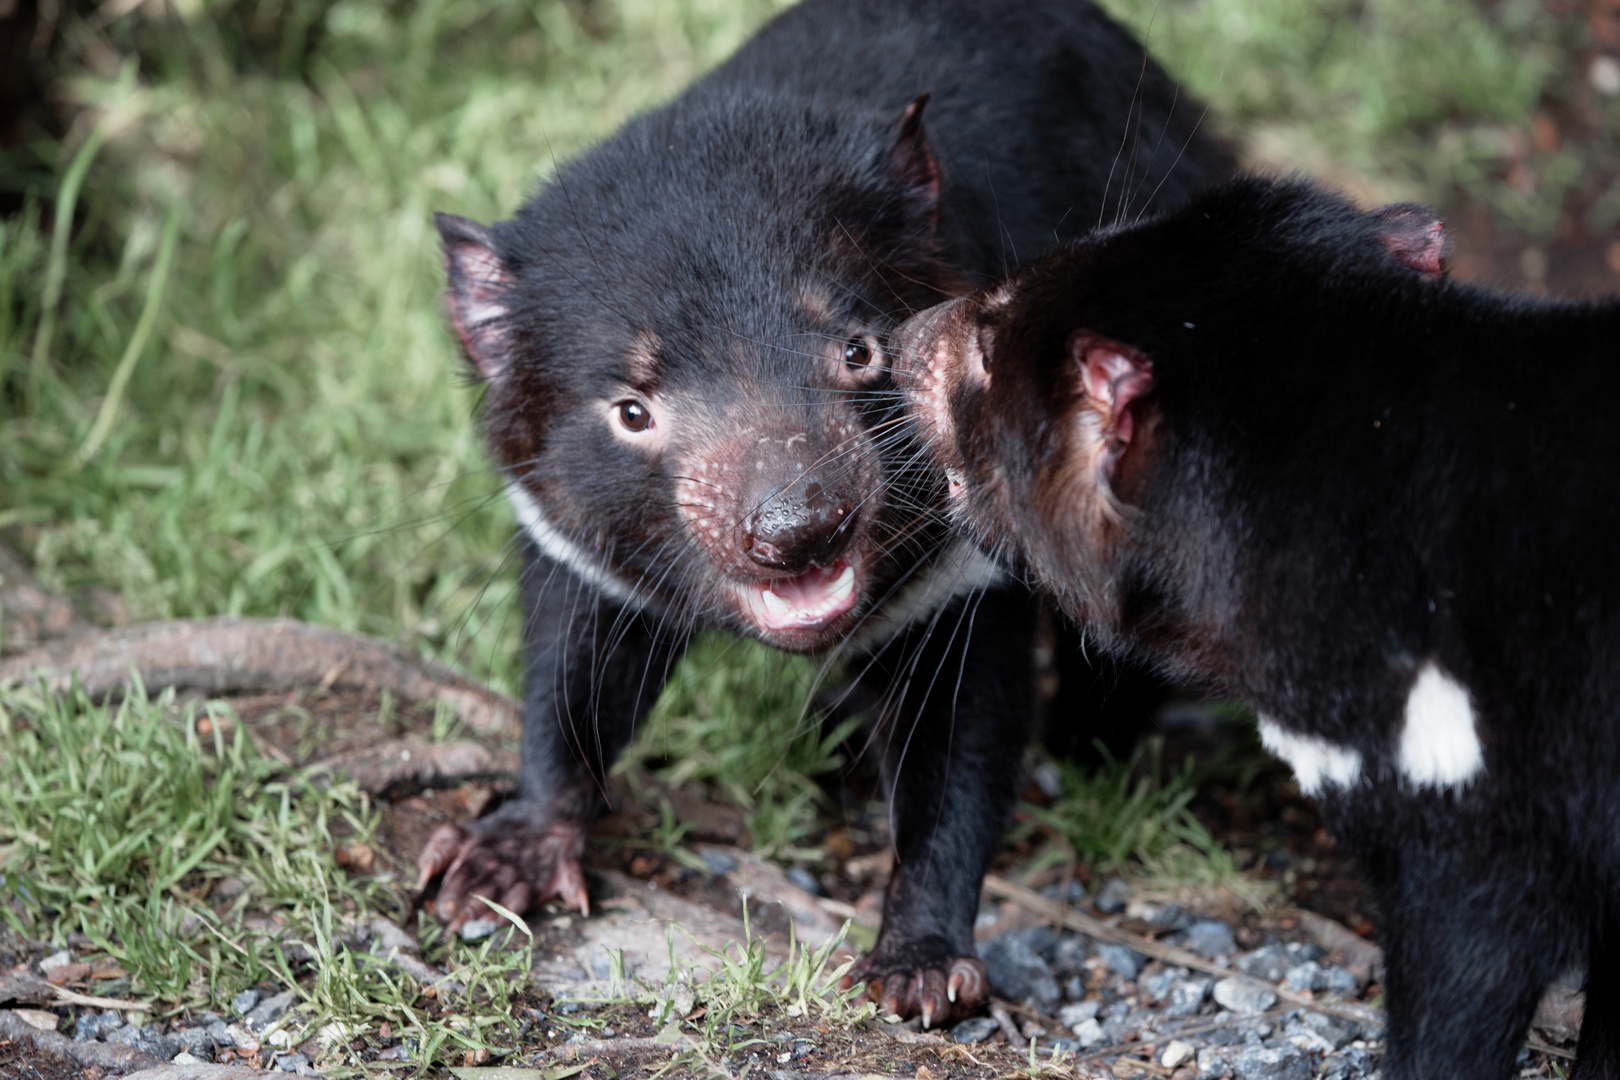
415, 803, 589, 932
840, 945, 988, 1029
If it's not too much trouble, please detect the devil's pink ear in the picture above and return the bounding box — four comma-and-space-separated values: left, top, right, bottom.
887, 94, 940, 226
1368, 202, 1448, 277
1073, 333, 1155, 459
436, 212, 517, 383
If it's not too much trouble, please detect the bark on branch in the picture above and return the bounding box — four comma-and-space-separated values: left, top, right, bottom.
0, 617, 518, 734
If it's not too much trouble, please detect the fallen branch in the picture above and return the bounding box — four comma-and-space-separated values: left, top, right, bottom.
554, 1035, 691, 1055
314, 737, 517, 793
0, 616, 518, 734
0, 972, 144, 1011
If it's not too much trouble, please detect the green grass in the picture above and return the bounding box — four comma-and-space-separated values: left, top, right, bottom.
610, 907, 874, 1068
623, 633, 863, 859
1018, 740, 1210, 874
1099, 0, 1581, 233
0, 680, 542, 1072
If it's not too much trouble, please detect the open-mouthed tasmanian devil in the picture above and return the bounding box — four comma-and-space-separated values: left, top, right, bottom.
895, 174, 1620, 1076
422, 0, 1232, 1027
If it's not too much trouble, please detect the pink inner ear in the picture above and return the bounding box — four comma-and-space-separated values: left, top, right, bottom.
444, 240, 516, 381
1369, 202, 1448, 277
888, 94, 940, 225
1077, 335, 1154, 447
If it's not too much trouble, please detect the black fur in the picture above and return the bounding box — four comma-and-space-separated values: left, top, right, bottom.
426, 0, 1230, 1026
895, 175, 1620, 1076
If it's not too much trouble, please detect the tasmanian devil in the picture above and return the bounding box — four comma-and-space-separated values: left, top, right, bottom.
423, 0, 1232, 1026
894, 174, 1620, 1077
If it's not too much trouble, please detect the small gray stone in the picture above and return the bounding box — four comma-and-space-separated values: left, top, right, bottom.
1280, 1016, 1336, 1054
1235, 1017, 1274, 1043
109, 1024, 181, 1059
1166, 977, 1213, 1016
1185, 919, 1237, 958
1296, 1011, 1354, 1049
1009, 926, 1057, 954
1319, 1057, 1356, 1080
1317, 965, 1360, 996
458, 918, 499, 940
38, 950, 73, 973
1213, 976, 1278, 1015
1196, 1047, 1231, 1080
1059, 1000, 1101, 1028
1143, 902, 1190, 929
231, 989, 262, 1016
173, 1026, 218, 1062
1094, 877, 1130, 914
1051, 934, 1089, 973
1095, 942, 1144, 980
1142, 966, 1179, 1002
1231, 1043, 1310, 1080
276, 1052, 318, 1074
1064, 974, 1084, 1001
977, 930, 1061, 1011
784, 865, 821, 895
245, 989, 297, 1032
1320, 1044, 1375, 1079
73, 1009, 122, 1041
1235, 944, 1290, 983
1284, 941, 1325, 965
1102, 1007, 1153, 1043
1282, 961, 1324, 993
589, 947, 615, 980
700, 849, 738, 875
1071, 1017, 1106, 1047
950, 1016, 999, 1044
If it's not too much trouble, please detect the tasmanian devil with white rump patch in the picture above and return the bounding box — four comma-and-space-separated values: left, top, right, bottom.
894, 174, 1620, 1076
421, 0, 1232, 1026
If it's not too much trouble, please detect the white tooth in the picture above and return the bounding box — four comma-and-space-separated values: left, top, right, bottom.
830, 565, 855, 600
761, 589, 791, 617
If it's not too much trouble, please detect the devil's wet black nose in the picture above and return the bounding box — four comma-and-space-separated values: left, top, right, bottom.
743, 479, 858, 572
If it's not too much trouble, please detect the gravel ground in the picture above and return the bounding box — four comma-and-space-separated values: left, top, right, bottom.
2, 846, 1585, 1079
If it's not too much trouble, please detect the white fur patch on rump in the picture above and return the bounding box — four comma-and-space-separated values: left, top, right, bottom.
1256, 715, 1363, 796
1397, 661, 1484, 790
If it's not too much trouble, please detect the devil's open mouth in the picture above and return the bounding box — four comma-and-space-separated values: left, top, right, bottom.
739, 558, 860, 633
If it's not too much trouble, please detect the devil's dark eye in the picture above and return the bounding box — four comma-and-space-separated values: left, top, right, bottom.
616, 400, 652, 432
843, 337, 874, 369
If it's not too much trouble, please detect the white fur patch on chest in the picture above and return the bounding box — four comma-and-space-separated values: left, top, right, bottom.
506, 481, 643, 610
1397, 661, 1483, 790
1256, 715, 1363, 796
